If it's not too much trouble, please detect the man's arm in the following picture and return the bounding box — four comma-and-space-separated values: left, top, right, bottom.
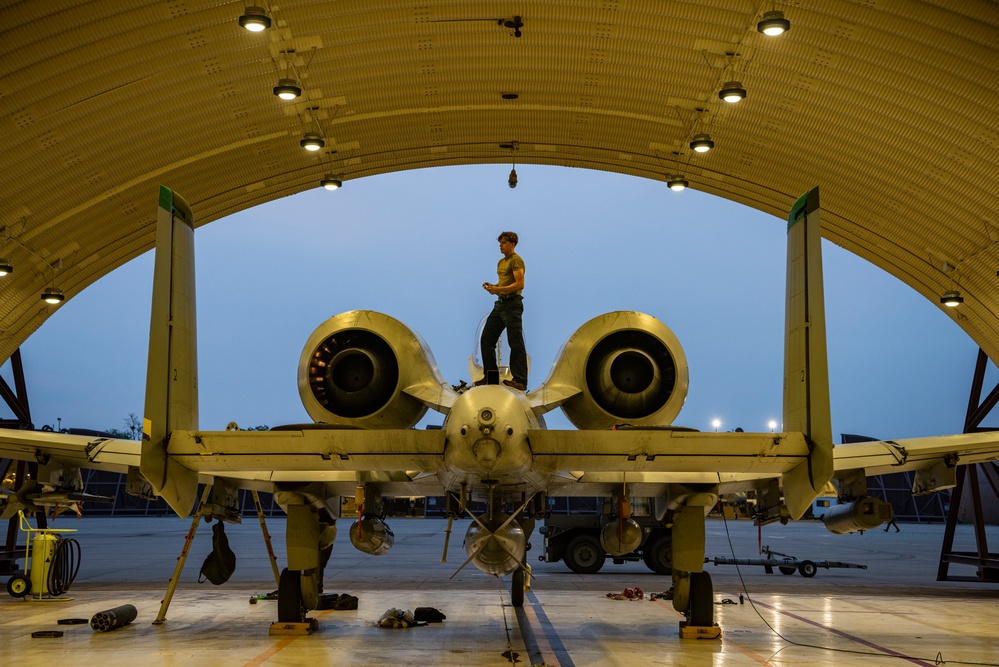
486, 267, 525, 295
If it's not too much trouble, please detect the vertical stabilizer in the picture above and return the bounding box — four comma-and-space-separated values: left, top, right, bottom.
140, 186, 199, 517
781, 188, 834, 519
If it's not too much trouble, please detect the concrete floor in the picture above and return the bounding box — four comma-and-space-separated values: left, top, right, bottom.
2, 515, 997, 666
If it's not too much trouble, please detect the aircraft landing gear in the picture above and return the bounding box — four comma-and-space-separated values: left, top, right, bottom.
673, 570, 721, 639
277, 568, 305, 623
511, 567, 526, 607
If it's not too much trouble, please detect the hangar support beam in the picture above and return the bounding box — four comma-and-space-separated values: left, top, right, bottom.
937, 348, 999, 582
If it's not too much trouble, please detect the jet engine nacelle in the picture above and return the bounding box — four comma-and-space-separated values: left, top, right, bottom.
537, 312, 689, 429
821, 497, 894, 535
298, 311, 454, 428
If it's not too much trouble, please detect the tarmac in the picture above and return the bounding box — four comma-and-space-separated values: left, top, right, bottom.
1, 514, 997, 666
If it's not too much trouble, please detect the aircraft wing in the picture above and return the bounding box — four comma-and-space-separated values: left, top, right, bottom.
831, 431, 999, 476
527, 428, 810, 485
161, 427, 447, 484
527, 427, 999, 490
0, 428, 141, 472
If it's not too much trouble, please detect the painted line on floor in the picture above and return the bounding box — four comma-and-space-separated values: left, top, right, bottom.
512, 591, 575, 667
749, 599, 938, 667
242, 608, 334, 667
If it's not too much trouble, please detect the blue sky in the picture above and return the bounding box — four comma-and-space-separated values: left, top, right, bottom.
4, 165, 985, 439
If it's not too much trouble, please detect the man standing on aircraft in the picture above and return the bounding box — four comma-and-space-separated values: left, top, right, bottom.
479, 231, 528, 390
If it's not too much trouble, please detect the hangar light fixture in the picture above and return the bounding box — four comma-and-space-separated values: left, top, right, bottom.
273, 79, 302, 100
667, 178, 688, 191
300, 132, 325, 151
321, 175, 342, 190
239, 6, 272, 32
940, 290, 964, 307
757, 10, 790, 36
508, 167, 518, 189
0, 258, 11, 276
41, 287, 64, 304
718, 82, 747, 103
689, 134, 715, 153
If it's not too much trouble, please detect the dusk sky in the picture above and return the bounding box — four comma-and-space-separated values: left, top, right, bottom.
4, 165, 986, 440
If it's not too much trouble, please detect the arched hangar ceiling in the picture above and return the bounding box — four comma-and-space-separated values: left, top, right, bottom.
1, 1, 997, 367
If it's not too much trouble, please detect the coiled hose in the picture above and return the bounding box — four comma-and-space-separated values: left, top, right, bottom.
47, 537, 81, 596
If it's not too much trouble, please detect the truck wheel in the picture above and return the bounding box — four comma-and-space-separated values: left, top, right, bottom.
778, 566, 797, 575
798, 560, 817, 578
564, 534, 605, 574
642, 535, 673, 575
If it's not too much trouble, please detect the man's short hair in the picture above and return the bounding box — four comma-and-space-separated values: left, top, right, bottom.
498, 231, 518, 245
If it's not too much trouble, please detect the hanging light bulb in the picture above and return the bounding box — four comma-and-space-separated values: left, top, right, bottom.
718, 81, 747, 103
940, 290, 964, 307
41, 287, 65, 304
239, 6, 272, 32
300, 132, 325, 151
273, 79, 302, 100
0, 258, 12, 276
689, 134, 715, 153
321, 175, 342, 190
508, 166, 518, 189
667, 178, 688, 191
757, 10, 790, 36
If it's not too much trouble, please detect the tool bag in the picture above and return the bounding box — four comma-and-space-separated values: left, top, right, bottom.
199, 520, 237, 585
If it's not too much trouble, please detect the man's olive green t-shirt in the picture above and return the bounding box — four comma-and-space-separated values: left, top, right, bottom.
497, 253, 525, 295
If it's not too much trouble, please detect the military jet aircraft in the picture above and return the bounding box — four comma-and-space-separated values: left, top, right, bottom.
2, 185, 998, 632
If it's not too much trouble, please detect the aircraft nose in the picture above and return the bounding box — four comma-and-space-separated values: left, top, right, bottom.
477, 406, 496, 434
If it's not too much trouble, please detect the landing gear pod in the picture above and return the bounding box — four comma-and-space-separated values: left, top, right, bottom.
464, 513, 525, 577
349, 516, 395, 555
821, 497, 894, 534
599, 519, 642, 556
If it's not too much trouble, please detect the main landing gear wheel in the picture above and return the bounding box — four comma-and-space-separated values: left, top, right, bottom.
564, 534, 605, 574
798, 560, 817, 578
6, 574, 30, 598
511, 568, 525, 607
687, 571, 714, 628
277, 568, 306, 623
642, 535, 673, 575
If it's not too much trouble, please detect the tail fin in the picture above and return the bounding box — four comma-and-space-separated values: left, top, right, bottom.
140, 185, 199, 517
781, 187, 834, 519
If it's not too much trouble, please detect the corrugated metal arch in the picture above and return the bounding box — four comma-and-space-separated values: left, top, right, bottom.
0, 1, 997, 364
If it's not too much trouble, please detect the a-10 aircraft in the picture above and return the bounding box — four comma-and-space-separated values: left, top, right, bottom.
2, 185, 998, 632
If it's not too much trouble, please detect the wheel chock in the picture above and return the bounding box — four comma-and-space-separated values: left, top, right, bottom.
678, 622, 721, 639
269, 618, 318, 635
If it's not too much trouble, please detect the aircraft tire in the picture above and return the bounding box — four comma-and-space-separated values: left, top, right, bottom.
798, 560, 817, 578
688, 571, 713, 628
642, 535, 673, 575
563, 534, 605, 574
779, 566, 797, 575
277, 568, 306, 623
7, 574, 30, 598
511, 568, 525, 607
